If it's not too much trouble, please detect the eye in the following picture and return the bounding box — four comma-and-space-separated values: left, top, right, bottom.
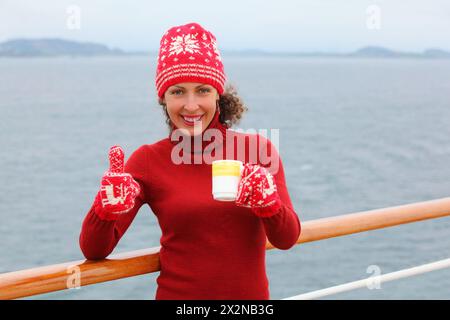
199, 88, 211, 93
170, 89, 183, 95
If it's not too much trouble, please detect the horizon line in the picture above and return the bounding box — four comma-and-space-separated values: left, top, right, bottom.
1, 37, 450, 55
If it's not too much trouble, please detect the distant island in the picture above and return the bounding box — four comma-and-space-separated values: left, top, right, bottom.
0, 38, 126, 57
1, 38, 450, 59
349, 46, 450, 59
223, 46, 450, 59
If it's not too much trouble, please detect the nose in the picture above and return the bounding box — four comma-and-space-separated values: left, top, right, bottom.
183, 93, 200, 112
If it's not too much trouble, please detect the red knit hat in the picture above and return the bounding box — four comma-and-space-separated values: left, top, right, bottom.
155, 22, 227, 99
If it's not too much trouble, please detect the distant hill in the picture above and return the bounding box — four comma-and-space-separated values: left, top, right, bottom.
1, 38, 449, 59
221, 46, 450, 59
422, 48, 450, 58
349, 46, 450, 58
351, 46, 400, 57
0, 38, 125, 57
236, 46, 450, 59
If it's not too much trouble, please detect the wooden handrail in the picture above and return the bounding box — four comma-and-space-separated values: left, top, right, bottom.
1, 197, 450, 300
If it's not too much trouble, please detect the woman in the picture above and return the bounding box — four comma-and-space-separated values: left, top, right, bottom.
79, 22, 301, 300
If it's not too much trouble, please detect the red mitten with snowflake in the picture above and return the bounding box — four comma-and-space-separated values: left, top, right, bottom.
235, 163, 282, 217
94, 145, 141, 221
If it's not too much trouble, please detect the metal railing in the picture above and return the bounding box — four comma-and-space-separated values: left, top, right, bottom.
284, 257, 450, 299
1, 197, 450, 300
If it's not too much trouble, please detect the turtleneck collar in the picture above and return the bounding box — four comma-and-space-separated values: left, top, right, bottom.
168, 107, 228, 156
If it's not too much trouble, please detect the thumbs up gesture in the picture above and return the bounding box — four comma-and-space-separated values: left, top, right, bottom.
97, 145, 141, 217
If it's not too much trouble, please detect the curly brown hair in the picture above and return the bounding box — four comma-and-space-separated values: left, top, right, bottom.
158, 83, 248, 131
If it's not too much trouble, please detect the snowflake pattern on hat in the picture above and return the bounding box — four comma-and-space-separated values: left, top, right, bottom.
155, 22, 226, 98
168, 33, 202, 57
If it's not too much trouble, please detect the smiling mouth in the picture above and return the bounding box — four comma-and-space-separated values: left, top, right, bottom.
181, 114, 204, 125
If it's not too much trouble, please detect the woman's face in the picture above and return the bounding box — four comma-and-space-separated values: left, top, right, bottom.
162, 82, 219, 136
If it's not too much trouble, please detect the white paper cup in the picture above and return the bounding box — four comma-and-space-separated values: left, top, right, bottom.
212, 160, 243, 201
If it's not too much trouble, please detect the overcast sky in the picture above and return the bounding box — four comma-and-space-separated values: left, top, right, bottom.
1, 0, 449, 52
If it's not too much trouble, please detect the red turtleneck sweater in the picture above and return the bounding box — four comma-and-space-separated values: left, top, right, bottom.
79, 109, 301, 300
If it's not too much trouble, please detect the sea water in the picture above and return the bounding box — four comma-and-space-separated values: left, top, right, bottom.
1, 55, 449, 299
